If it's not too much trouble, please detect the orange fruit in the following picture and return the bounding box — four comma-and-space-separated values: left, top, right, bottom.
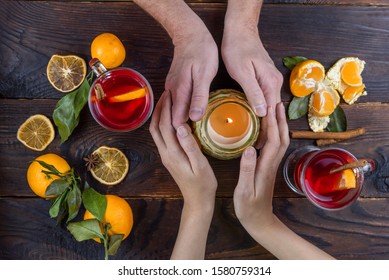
17, 114, 55, 151
290, 60, 325, 97
84, 194, 133, 242
326, 57, 366, 104
89, 146, 129, 186
47, 54, 86, 93
340, 61, 363, 87
91, 33, 126, 69
342, 84, 365, 105
27, 154, 71, 198
335, 169, 357, 191
310, 86, 340, 117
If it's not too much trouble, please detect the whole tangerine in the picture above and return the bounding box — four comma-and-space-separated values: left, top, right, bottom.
27, 154, 71, 198
84, 194, 133, 242
91, 33, 126, 69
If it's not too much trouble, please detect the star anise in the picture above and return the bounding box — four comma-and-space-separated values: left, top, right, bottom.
83, 153, 101, 171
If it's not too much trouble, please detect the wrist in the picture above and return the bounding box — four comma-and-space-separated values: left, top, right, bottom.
224, 0, 262, 33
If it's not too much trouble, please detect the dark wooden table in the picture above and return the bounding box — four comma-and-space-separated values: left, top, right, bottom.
1, 0, 389, 260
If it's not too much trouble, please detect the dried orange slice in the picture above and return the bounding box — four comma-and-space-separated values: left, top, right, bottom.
290, 60, 325, 97
47, 54, 86, 93
89, 146, 129, 186
341, 61, 363, 86
17, 114, 55, 151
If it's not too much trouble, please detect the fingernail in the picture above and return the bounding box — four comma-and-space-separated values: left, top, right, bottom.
244, 146, 256, 157
255, 104, 267, 117
189, 108, 204, 121
177, 126, 189, 138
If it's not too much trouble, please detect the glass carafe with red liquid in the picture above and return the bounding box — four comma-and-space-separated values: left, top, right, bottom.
283, 146, 374, 210
88, 58, 154, 131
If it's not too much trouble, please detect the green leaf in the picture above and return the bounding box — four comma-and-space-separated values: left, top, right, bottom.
67, 219, 104, 241
283, 56, 308, 70
82, 188, 107, 223
49, 189, 69, 218
73, 79, 90, 119
108, 234, 124, 256
35, 160, 61, 175
52, 79, 90, 143
288, 96, 310, 120
327, 106, 347, 132
66, 186, 82, 223
45, 179, 70, 197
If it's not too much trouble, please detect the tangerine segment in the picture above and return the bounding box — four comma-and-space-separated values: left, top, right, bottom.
342, 84, 365, 105
335, 169, 357, 191
290, 60, 325, 97
341, 61, 363, 86
47, 54, 86, 93
17, 114, 55, 151
84, 195, 133, 242
108, 88, 146, 103
310, 87, 340, 117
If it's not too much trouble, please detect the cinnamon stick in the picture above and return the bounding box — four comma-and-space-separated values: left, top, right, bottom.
329, 159, 369, 174
316, 139, 342, 146
290, 127, 365, 140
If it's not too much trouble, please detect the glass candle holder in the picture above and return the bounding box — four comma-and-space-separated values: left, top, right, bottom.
192, 89, 260, 160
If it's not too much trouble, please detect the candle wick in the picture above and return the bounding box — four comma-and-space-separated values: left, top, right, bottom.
225, 118, 233, 124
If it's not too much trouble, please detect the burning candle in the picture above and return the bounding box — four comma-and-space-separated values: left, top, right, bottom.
207, 103, 252, 149
192, 89, 260, 160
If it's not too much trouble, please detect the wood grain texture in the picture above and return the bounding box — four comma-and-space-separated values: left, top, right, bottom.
1, 2, 389, 102
1, 99, 389, 198
1, 197, 389, 260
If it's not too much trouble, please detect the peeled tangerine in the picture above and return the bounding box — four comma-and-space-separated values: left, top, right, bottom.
290, 60, 325, 97
326, 57, 367, 104
308, 83, 340, 132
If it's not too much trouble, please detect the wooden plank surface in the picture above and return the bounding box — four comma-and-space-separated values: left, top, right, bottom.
1, 2, 389, 102
1, 197, 389, 260
1, 0, 389, 260
1, 99, 389, 198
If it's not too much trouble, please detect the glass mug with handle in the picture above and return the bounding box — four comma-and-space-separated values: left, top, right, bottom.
88, 58, 154, 132
283, 146, 375, 210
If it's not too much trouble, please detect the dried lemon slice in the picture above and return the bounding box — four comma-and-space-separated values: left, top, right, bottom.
47, 54, 86, 93
89, 146, 129, 186
17, 114, 55, 151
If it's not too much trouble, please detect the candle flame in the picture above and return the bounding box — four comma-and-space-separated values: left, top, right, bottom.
225, 118, 233, 124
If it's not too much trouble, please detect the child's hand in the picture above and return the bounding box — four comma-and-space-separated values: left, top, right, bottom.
233, 103, 289, 237
150, 91, 217, 212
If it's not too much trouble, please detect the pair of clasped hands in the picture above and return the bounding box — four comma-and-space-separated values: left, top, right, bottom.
137, 0, 333, 259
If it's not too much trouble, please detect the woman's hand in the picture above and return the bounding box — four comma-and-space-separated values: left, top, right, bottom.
149, 91, 217, 259
233, 103, 289, 236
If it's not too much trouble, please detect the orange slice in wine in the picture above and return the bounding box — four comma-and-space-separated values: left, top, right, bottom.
108, 88, 146, 103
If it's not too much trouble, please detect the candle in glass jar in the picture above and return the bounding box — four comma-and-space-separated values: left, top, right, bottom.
192, 89, 260, 160
207, 103, 253, 149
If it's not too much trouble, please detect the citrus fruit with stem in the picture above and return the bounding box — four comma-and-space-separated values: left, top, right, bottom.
91, 33, 126, 69
84, 194, 133, 242
47, 54, 86, 93
17, 114, 55, 151
27, 154, 71, 198
88, 146, 129, 186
